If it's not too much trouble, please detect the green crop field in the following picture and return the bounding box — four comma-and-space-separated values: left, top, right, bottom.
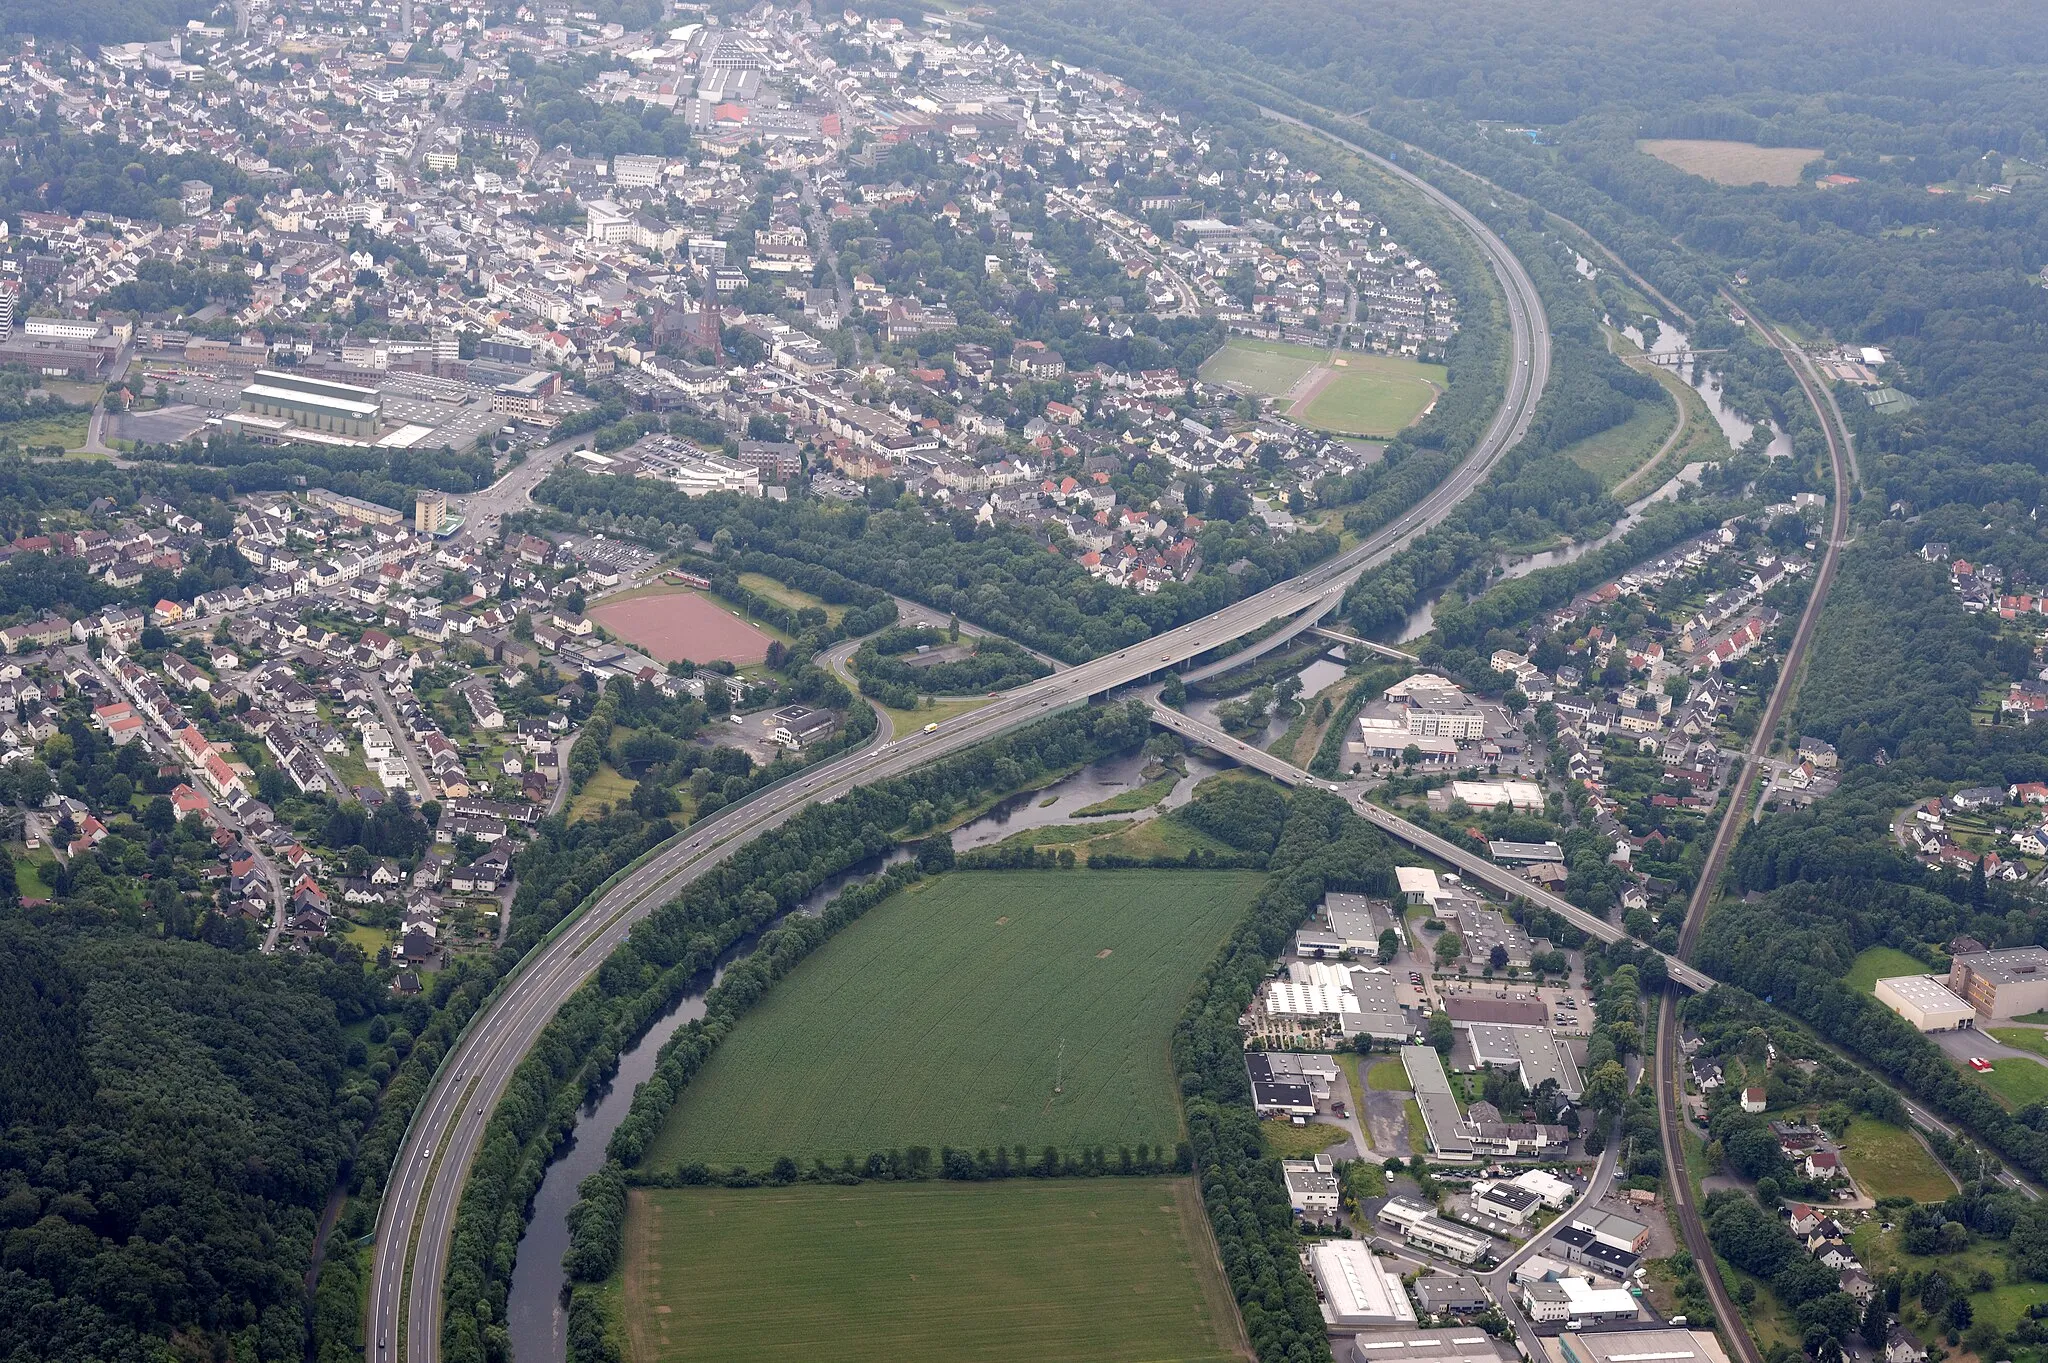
1845, 945, 1928, 993
619, 1180, 1244, 1363
1197, 337, 1326, 396
639, 870, 1262, 1170
1294, 358, 1445, 437
1837, 1119, 1954, 1202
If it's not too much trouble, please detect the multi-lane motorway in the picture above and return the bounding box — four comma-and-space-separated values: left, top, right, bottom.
367, 123, 1553, 1363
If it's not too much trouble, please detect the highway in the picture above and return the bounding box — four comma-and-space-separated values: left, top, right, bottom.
1655, 286, 1855, 1363
366, 114, 1553, 1363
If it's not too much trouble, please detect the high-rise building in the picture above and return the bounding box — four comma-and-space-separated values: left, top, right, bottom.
0, 280, 18, 341
415, 489, 447, 536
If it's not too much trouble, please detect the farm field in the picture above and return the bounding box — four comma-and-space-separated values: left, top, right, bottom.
1836, 1119, 1955, 1202
638, 870, 1261, 1170
1636, 139, 1822, 186
1844, 945, 1928, 993
1555, 397, 1676, 489
588, 586, 775, 665
618, 1180, 1244, 1363
1295, 355, 1444, 438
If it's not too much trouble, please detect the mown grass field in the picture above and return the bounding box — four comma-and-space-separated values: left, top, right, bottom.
638, 870, 1262, 1170
737, 571, 847, 626
1295, 356, 1444, 437
1556, 397, 1677, 488
1970, 1055, 2048, 1110
1845, 945, 1929, 993
1197, 336, 1326, 396
1368, 1058, 1413, 1091
619, 1180, 1244, 1363
1636, 139, 1822, 186
1837, 1119, 1954, 1202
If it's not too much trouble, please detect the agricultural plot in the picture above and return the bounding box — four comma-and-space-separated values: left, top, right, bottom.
638, 870, 1261, 1171
1636, 139, 1822, 186
620, 1180, 1244, 1363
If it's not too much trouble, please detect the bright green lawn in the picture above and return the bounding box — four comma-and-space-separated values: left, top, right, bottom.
1845, 945, 1930, 993
1403, 1099, 1428, 1153
1969, 1055, 2048, 1109
639, 870, 1262, 1170
1987, 1026, 2048, 1058
1837, 1119, 1954, 1202
619, 1180, 1243, 1363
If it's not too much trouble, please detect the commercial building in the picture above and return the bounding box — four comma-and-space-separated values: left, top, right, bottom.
1310, 1240, 1417, 1327
1546, 1329, 1731, 1363
1326, 891, 1399, 952
1473, 1180, 1542, 1226
1511, 1169, 1578, 1209
1397, 866, 1443, 906
1875, 974, 1977, 1031
1378, 1194, 1492, 1263
1551, 1223, 1641, 1277
306, 487, 405, 526
1570, 1209, 1650, 1254
240, 370, 384, 439
415, 489, 448, 536
1522, 1277, 1639, 1324
1948, 946, 2048, 1019
1285, 1156, 1343, 1215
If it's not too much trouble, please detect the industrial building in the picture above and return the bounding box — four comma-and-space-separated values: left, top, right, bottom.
1473, 1180, 1542, 1226
1310, 1240, 1418, 1327
1247, 1051, 1337, 1116
1511, 1168, 1577, 1209
240, 369, 384, 439
1546, 1329, 1731, 1363
1947, 946, 2048, 1019
1377, 1194, 1492, 1263
1551, 1223, 1641, 1277
1325, 891, 1399, 952
1414, 1276, 1491, 1314
1404, 1044, 1474, 1159
1875, 974, 1978, 1031
1351, 1330, 1513, 1363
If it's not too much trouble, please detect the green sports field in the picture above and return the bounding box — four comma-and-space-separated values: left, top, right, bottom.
1295, 358, 1445, 437
638, 870, 1262, 1170
1198, 336, 1448, 437
1197, 336, 1326, 396
619, 1180, 1244, 1363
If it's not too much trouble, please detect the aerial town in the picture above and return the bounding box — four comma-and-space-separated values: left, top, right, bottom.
0, 7, 2038, 1363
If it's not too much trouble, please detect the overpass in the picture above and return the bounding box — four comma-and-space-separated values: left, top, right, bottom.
1144, 701, 1716, 993
369, 88, 1558, 1363
1310, 626, 1419, 663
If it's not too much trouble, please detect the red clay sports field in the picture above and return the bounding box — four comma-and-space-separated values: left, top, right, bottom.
587, 588, 772, 665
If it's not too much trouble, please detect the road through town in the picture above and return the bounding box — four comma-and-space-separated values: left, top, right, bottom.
367, 114, 1554, 1363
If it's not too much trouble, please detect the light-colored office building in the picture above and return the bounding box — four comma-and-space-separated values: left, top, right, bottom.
1311, 1240, 1418, 1327
1948, 947, 2048, 1019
